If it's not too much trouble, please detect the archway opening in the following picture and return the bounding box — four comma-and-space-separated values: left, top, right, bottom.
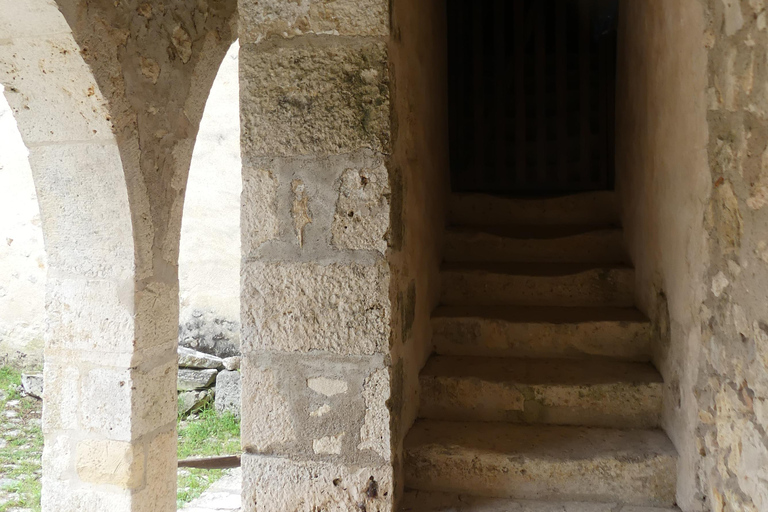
176, 41, 242, 509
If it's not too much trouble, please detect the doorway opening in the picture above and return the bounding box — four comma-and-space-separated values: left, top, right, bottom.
447, 0, 618, 194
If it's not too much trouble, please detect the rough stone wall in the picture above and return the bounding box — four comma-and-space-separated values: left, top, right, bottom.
2, 0, 236, 509
697, 1, 768, 510
0, 86, 46, 367
237, 1, 402, 510
618, 1, 768, 510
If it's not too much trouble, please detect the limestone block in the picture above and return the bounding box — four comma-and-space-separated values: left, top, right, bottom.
41, 477, 132, 512
240, 40, 390, 157
76, 439, 144, 488
215, 370, 241, 417
178, 346, 224, 369
133, 429, 177, 512
134, 360, 178, 437
135, 280, 178, 352
358, 368, 391, 460
178, 368, 218, 391
178, 389, 213, 416
241, 167, 279, 254
42, 434, 72, 480
21, 373, 43, 399
0, 36, 114, 144
241, 454, 393, 512
46, 278, 134, 353
241, 259, 390, 355
239, 0, 389, 43
80, 367, 132, 440
0, 0, 71, 38
31, 143, 133, 280
42, 363, 79, 433
241, 367, 295, 451
223, 356, 241, 371
332, 164, 390, 254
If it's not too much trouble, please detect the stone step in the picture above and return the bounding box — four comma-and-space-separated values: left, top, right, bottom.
419, 356, 663, 429
449, 192, 619, 227
432, 306, 651, 361
440, 263, 635, 308
401, 491, 682, 511
444, 225, 627, 263
404, 421, 677, 507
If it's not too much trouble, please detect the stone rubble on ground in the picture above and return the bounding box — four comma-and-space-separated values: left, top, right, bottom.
178, 346, 224, 370
19, 374, 42, 399
178, 368, 218, 391
214, 370, 241, 418
178, 389, 214, 416
222, 356, 240, 371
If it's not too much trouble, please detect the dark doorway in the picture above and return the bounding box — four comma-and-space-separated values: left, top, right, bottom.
447, 0, 618, 194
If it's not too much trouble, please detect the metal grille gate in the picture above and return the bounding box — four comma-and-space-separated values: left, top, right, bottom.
448, 0, 618, 194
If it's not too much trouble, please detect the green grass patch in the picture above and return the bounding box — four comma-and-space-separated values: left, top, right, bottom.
176, 405, 240, 508
0, 364, 43, 512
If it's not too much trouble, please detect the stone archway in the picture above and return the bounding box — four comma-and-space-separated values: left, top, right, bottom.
0, 0, 236, 509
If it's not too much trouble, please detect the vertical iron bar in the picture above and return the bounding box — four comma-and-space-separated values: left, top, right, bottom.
535, 3, 547, 189
579, 1, 592, 186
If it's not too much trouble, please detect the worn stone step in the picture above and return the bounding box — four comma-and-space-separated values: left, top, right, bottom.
440, 263, 635, 307
419, 356, 663, 429
401, 491, 682, 511
432, 306, 651, 361
444, 225, 627, 263
449, 192, 619, 226
404, 421, 677, 507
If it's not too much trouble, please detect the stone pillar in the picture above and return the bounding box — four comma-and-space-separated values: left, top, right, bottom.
237, 1, 396, 510
2, 0, 236, 510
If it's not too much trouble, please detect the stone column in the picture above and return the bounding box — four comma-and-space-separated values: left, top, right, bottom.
238, 1, 396, 510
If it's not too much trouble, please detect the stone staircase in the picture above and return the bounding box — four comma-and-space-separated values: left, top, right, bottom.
402, 192, 679, 511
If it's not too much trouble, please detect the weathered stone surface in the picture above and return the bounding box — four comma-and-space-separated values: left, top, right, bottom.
178, 369, 218, 391
241, 167, 279, 254
178, 346, 224, 369
240, 40, 390, 157
222, 356, 241, 371
440, 263, 635, 308
419, 357, 663, 429
432, 306, 652, 361
400, 492, 681, 511
42, 363, 78, 433
76, 440, 143, 488
215, 370, 241, 417
241, 454, 393, 512
405, 421, 677, 506
178, 389, 214, 416
359, 368, 391, 459
21, 373, 43, 399
242, 260, 390, 355
239, 0, 388, 44
241, 367, 294, 451
332, 164, 390, 254
180, 309, 240, 359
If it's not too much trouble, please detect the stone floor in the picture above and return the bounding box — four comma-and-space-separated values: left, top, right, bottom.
180, 468, 241, 512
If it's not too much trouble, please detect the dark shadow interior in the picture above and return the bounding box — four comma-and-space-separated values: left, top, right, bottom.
447, 0, 619, 194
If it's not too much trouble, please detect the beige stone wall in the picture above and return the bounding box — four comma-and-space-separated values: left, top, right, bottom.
618, 1, 768, 510
388, 0, 451, 496
237, 1, 406, 510
615, 1, 711, 509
